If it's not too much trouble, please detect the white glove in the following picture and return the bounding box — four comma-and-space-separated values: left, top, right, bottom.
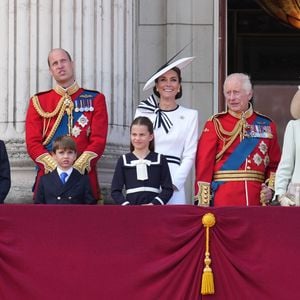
279, 195, 295, 206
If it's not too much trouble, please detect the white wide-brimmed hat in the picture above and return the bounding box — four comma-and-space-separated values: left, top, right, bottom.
290, 86, 300, 119
143, 56, 195, 91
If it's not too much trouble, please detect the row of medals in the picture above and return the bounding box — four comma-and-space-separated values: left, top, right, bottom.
74, 99, 94, 113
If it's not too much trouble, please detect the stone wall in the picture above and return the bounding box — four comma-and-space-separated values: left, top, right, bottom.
3, 0, 218, 204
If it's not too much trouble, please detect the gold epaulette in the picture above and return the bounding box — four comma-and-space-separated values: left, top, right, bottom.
195, 181, 211, 206
73, 151, 98, 174
36, 153, 57, 173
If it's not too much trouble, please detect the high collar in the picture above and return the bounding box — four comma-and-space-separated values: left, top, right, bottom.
228, 103, 253, 119
54, 81, 80, 96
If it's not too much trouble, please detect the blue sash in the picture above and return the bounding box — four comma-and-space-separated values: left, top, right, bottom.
45, 90, 98, 151
211, 115, 270, 192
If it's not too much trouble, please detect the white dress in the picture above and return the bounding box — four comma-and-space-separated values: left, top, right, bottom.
275, 119, 300, 197
135, 96, 198, 204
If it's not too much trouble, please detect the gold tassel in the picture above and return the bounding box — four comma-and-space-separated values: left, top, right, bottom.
201, 213, 216, 295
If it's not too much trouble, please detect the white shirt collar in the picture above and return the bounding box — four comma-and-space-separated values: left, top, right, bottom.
57, 167, 73, 177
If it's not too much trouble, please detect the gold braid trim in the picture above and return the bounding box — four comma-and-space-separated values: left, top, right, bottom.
214, 105, 253, 162
213, 170, 265, 182
54, 82, 79, 96
195, 181, 211, 206
36, 153, 57, 173
32, 95, 64, 118
73, 151, 98, 174
213, 117, 244, 162
32, 94, 74, 146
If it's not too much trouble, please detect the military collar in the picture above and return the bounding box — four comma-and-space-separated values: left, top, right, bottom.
54, 81, 80, 96
228, 103, 253, 119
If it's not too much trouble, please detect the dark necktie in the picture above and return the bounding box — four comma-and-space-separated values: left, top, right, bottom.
60, 172, 68, 184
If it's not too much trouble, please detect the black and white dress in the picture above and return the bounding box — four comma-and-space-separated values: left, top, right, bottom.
111, 152, 173, 205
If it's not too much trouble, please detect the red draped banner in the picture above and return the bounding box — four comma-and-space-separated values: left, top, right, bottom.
0, 205, 299, 300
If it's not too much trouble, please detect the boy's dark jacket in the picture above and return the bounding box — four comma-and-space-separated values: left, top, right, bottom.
35, 168, 96, 204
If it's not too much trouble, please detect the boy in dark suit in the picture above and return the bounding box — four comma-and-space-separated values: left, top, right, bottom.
35, 135, 96, 204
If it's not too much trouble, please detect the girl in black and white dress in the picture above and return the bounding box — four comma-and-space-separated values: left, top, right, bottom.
111, 116, 173, 205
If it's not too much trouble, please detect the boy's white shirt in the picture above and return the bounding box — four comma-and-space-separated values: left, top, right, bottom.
56, 167, 73, 182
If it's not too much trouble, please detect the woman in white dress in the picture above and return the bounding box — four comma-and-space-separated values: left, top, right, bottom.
275, 87, 300, 206
135, 57, 198, 204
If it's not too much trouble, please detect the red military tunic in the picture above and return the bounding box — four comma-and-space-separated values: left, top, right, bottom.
25, 83, 108, 200
195, 106, 281, 206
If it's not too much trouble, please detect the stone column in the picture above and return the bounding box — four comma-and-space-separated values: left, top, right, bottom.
138, 0, 216, 203
1, 0, 136, 203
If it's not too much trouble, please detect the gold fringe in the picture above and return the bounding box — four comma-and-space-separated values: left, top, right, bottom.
201, 213, 216, 295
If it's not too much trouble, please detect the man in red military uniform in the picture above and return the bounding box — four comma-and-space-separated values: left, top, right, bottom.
25, 48, 108, 202
195, 73, 281, 206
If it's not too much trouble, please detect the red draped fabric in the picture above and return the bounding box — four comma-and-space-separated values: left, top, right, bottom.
0, 205, 299, 300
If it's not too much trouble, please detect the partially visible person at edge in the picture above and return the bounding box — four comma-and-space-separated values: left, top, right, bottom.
274, 86, 300, 206
111, 116, 173, 205
135, 56, 198, 204
35, 135, 96, 204
194, 73, 281, 206
25, 48, 108, 203
0, 140, 11, 203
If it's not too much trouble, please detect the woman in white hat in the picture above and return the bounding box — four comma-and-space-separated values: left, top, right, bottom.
135, 57, 198, 204
274, 87, 300, 206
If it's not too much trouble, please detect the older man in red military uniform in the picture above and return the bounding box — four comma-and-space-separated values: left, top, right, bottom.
195, 73, 281, 206
25, 48, 108, 202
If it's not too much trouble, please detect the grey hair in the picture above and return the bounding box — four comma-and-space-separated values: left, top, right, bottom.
223, 73, 252, 94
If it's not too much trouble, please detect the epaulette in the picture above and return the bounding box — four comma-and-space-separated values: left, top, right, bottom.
34, 89, 52, 97
208, 110, 227, 121
255, 111, 273, 122
82, 88, 100, 94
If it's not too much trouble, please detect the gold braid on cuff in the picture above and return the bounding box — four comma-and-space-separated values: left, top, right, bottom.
36, 153, 57, 173
73, 151, 98, 174
195, 182, 211, 206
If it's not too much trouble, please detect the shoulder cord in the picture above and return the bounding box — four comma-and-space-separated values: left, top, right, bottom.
32, 94, 74, 146
213, 117, 245, 162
